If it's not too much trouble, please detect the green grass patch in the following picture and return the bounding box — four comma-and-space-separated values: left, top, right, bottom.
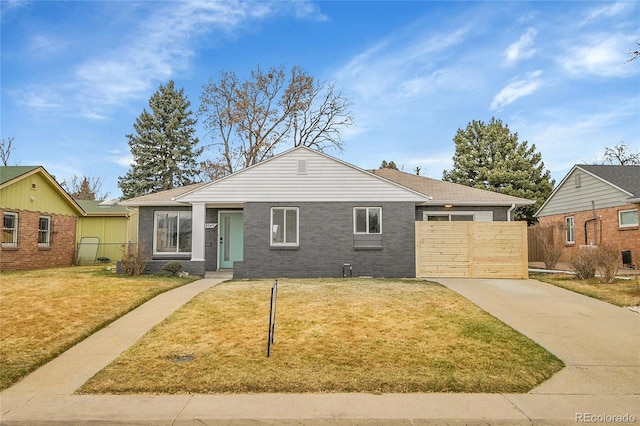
533, 273, 640, 307
0, 265, 196, 391
79, 278, 563, 394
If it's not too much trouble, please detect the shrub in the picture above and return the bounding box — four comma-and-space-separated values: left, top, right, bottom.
540, 222, 564, 270
162, 261, 183, 276
120, 242, 149, 276
596, 243, 619, 284
568, 246, 598, 280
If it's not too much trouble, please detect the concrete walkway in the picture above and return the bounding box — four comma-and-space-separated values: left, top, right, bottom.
1, 277, 639, 425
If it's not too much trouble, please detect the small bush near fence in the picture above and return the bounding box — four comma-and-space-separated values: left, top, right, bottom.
120, 243, 150, 276
541, 222, 564, 270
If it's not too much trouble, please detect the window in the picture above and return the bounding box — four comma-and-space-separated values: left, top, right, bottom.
271, 207, 298, 246
3, 212, 18, 247
423, 211, 493, 221
354, 207, 382, 234
619, 209, 639, 227
154, 212, 192, 254
38, 216, 51, 247
426, 214, 474, 221
565, 216, 575, 244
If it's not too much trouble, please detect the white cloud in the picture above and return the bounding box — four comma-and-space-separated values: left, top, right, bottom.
110, 153, 134, 167
14, 1, 286, 119
581, 2, 632, 25
560, 33, 638, 78
503, 28, 537, 66
27, 34, 67, 57
490, 70, 543, 111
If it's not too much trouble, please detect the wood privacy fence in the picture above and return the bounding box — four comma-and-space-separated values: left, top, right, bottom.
415, 221, 529, 279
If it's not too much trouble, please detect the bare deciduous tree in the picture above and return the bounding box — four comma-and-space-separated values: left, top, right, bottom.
602, 142, 640, 165
61, 175, 109, 200
1, 137, 15, 166
199, 65, 354, 177
628, 41, 640, 62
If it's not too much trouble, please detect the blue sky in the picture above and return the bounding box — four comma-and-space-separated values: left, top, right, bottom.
2, 0, 639, 199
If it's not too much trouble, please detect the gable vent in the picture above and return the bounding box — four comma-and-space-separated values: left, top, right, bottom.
575, 173, 581, 188
297, 159, 308, 175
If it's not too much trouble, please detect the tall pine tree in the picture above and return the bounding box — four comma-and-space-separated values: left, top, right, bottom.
443, 117, 554, 224
118, 81, 203, 199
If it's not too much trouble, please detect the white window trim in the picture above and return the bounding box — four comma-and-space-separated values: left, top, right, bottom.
619, 209, 639, 228
3, 212, 18, 247
565, 216, 575, 244
38, 216, 51, 247
353, 207, 382, 234
153, 211, 192, 255
270, 207, 299, 247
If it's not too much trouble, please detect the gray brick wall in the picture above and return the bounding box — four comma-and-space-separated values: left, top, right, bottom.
233, 202, 416, 279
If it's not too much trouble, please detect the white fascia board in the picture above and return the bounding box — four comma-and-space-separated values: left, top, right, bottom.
118, 200, 189, 207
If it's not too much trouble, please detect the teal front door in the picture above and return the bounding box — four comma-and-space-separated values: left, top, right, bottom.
219, 212, 243, 269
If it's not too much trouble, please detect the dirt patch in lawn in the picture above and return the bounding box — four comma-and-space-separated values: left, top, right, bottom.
0, 265, 195, 390
79, 278, 563, 394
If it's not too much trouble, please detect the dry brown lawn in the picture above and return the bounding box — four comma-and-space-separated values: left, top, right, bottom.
533, 273, 640, 307
0, 265, 195, 390
79, 278, 563, 394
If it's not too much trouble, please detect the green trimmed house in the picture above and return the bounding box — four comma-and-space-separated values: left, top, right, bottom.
1, 166, 85, 271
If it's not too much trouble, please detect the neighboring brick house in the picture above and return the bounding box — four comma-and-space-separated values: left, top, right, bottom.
536, 164, 640, 269
1, 166, 85, 272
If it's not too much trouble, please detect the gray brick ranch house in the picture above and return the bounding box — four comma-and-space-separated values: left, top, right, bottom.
119, 146, 532, 278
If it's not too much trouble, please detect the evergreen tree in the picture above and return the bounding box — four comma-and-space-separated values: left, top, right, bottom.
118, 81, 202, 198
443, 117, 554, 224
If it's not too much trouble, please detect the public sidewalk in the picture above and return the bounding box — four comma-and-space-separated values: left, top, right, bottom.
1, 277, 639, 425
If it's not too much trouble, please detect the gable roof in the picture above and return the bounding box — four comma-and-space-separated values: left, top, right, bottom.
577, 165, 640, 198
371, 168, 534, 206
119, 182, 208, 206
535, 164, 640, 216
0, 166, 40, 185
0, 166, 86, 216
75, 199, 131, 216
174, 146, 429, 204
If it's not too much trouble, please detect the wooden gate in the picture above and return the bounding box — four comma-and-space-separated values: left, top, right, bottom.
415, 221, 528, 279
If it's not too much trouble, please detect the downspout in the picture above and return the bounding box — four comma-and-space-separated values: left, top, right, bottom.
584, 218, 598, 245
507, 203, 516, 222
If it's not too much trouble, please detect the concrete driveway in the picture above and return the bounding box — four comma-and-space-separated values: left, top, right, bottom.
1, 276, 638, 425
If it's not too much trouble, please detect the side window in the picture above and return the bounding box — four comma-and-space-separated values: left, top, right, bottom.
354, 207, 382, 234
3, 212, 18, 247
38, 216, 51, 247
565, 216, 575, 244
619, 209, 638, 227
271, 207, 298, 246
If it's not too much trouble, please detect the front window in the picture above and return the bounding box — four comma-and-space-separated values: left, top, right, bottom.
565, 216, 575, 244
354, 207, 382, 234
3, 212, 18, 247
154, 212, 192, 254
271, 207, 298, 246
38, 216, 51, 247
